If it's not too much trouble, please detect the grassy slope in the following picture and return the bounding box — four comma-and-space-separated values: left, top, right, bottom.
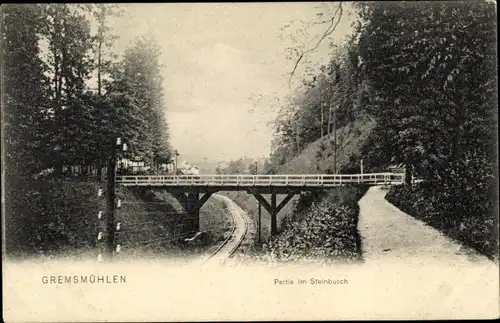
4, 179, 231, 261
280, 118, 375, 174
4, 179, 102, 259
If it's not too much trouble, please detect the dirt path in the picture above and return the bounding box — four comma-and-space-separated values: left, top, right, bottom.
358, 186, 495, 266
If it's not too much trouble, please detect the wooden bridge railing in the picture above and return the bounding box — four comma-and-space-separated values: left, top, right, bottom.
115, 172, 405, 187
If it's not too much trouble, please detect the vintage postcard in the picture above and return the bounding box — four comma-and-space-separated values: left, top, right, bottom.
2, 2, 499, 321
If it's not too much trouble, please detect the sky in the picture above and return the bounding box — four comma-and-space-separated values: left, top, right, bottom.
108, 3, 355, 165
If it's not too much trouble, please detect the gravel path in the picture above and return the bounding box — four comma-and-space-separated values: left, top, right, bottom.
358, 186, 495, 266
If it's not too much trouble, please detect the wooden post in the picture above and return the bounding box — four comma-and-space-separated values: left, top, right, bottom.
271, 193, 277, 235
248, 189, 295, 237
404, 164, 412, 186
258, 201, 261, 243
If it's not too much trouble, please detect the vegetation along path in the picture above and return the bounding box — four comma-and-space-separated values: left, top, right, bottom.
358, 186, 495, 266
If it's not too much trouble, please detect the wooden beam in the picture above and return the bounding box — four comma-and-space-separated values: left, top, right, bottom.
195, 192, 213, 210
271, 193, 277, 235
276, 193, 295, 214
248, 190, 296, 236
172, 192, 189, 209
248, 188, 273, 215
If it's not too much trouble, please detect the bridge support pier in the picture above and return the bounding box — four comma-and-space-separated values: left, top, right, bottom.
172, 190, 213, 233
248, 189, 296, 236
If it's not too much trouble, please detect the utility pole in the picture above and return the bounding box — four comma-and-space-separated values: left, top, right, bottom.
320, 103, 324, 138
174, 149, 179, 175
106, 137, 128, 260
296, 119, 300, 154
328, 102, 332, 135
106, 137, 118, 259
254, 160, 261, 243
333, 104, 338, 174
360, 158, 364, 175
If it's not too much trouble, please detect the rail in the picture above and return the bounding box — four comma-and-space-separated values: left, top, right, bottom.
115, 172, 405, 187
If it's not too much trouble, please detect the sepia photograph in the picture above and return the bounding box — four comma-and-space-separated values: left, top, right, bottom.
2, 1, 499, 321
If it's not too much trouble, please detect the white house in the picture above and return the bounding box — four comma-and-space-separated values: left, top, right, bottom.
118, 158, 150, 172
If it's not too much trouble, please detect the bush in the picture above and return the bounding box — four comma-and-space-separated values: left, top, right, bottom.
254, 185, 367, 264
4, 178, 100, 257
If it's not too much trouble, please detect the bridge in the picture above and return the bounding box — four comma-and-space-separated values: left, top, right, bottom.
116, 173, 405, 235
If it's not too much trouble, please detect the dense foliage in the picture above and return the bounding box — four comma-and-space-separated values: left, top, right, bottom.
356, 1, 497, 183
254, 186, 367, 264
265, 1, 497, 258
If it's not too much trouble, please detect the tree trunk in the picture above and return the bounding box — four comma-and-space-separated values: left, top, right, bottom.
54, 48, 64, 177
97, 38, 102, 96
97, 160, 103, 180
55, 36, 67, 178
81, 165, 88, 178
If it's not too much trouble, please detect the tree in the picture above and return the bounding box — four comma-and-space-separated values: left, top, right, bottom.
356, 1, 497, 185
269, 27, 368, 171
284, 2, 345, 87
3, 4, 50, 179
106, 32, 171, 168
91, 4, 121, 97
39, 4, 97, 175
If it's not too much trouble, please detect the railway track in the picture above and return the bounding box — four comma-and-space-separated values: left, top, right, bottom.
202, 194, 252, 265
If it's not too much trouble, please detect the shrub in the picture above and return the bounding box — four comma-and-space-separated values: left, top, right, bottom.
254, 186, 367, 264
4, 179, 100, 257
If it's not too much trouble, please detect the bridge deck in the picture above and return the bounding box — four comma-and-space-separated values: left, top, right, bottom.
116, 173, 405, 188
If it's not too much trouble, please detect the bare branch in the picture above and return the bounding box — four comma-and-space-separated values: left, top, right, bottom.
287, 3, 343, 89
